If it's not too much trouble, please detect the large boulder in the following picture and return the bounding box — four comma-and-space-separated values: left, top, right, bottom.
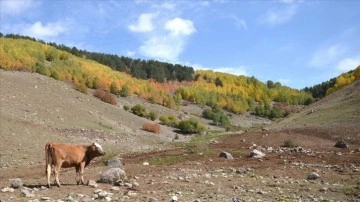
99, 168, 126, 184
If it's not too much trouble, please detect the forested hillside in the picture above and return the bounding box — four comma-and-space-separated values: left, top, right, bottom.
2, 34, 194, 83
303, 67, 360, 98
0, 35, 317, 117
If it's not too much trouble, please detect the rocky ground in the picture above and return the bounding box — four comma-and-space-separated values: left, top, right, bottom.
1, 130, 359, 202
0, 71, 359, 201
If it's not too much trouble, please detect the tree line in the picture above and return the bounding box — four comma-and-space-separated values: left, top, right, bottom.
303, 67, 360, 98
1, 33, 194, 83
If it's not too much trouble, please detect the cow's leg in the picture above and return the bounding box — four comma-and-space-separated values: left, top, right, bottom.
75, 166, 81, 185
79, 162, 86, 185
54, 162, 63, 187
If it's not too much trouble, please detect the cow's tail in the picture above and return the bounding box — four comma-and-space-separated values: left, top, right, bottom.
45, 143, 51, 173
45, 143, 53, 187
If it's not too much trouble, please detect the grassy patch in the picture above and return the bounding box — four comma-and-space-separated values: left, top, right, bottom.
148, 155, 183, 166
100, 150, 118, 165
282, 139, 298, 148
98, 122, 113, 130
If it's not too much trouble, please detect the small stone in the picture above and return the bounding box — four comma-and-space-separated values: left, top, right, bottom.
319, 187, 328, 192
143, 162, 150, 166
110, 186, 120, 191
147, 197, 158, 202
334, 140, 348, 148
307, 172, 320, 180
1, 187, 15, 193
40, 196, 52, 201
87, 180, 98, 188
171, 195, 178, 202
249, 149, 266, 159
9, 178, 22, 189
219, 151, 234, 159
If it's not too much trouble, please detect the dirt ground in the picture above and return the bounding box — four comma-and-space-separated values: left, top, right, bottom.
1, 129, 359, 202
1, 71, 360, 201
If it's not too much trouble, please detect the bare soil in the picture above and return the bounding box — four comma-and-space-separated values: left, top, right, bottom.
0, 70, 359, 202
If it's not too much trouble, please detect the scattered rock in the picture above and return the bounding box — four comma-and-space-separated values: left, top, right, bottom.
230, 196, 240, 202
249, 149, 266, 159
40, 196, 52, 201
307, 172, 320, 180
334, 140, 348, 148
147, 197, 158, 202
170, 195, 178, 202
9, 178, 22, 188
99, 168, 127, 184
21, 187, 35, 198
1, 187, 14, 193
87, 179, 98, 188
219, 151, 234, 159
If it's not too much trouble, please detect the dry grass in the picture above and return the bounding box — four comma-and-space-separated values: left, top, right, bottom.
142, 122, 161, 134
94, 88, 117, 105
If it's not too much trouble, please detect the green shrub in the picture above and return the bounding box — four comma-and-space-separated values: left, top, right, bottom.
100, 150, 118, 165
202, 106, 230, 127
131, 104, 148, 117
148, 111, 158, 121
159, 115, 179, 127
123, 105, 130, 111
178, 118, 206, 134
282, 139, 298, 148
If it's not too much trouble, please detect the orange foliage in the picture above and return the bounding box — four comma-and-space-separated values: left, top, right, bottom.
142, 122, 161, 134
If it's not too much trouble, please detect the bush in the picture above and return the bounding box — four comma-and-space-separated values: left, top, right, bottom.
131, 104, 147, 117
282, 139, 298, 148
159, 115, 179, 127
178, 118, 206, 134
94, 89, 117, 105
202, 106, 230, 127
123, 105, 130, 111
120, 84, 130, 97
142, 122, 161, 134
148, 111, 158, 121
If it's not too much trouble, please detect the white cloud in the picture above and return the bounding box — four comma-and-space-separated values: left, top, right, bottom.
22, 21, 67, 38
133, 17, 196, 62
139, 35, 183, 62
280, 0, 304, 4
0, 0, 40, 16
309, 44, 347, 67
125, 51, 136, 57
260, 5, 297, 25
277, 78, 290, 85
190, 64, 248, 76
229, 15, 247, 30
213, 67, 248, 76
164, 18, 196, 36
129, 13, 157, 33
336, 57, 360, 71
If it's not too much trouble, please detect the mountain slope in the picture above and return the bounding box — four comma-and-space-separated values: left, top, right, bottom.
271, 79, 360, 143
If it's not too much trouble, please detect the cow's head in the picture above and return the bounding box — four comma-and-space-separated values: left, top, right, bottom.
91, 143, 106, 156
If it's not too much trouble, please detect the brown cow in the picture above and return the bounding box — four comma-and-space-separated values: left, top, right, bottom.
45, 142, 106, 187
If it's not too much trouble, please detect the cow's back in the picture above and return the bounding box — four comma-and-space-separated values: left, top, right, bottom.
48, 142, 87, 168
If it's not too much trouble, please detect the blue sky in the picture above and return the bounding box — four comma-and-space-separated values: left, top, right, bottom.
1, 0, 359, 89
